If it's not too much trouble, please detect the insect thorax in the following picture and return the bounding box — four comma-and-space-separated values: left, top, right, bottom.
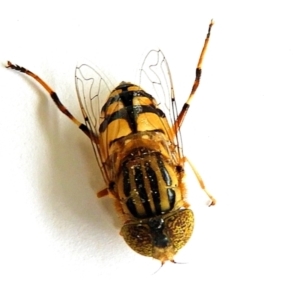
116, 146, 185, 220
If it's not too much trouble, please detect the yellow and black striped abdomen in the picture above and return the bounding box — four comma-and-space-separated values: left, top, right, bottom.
99, 82, 174, 180
116, 148, 184, 219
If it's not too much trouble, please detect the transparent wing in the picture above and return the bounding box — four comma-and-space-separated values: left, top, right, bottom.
75, 63, 115, 184
138, 49, 184, 159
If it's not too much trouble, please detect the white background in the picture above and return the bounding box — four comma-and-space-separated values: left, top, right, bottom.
1, 0, 300, 299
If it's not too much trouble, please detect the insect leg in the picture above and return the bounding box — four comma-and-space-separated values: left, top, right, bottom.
97, 189, 108, 198
185, 157, 216, 206
174, 20, 214, 133
6, 61, 93, 139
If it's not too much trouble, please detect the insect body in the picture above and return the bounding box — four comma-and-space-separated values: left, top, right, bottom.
7, 20, 215, 264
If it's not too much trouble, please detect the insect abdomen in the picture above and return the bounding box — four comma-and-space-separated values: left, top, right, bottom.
99, 82, 173, 170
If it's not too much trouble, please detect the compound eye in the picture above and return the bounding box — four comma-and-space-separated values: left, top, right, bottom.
164, 209, 194, 251
120, 224, 153, 257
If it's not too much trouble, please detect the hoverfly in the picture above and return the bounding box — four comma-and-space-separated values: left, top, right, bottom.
6, 20, 216, 265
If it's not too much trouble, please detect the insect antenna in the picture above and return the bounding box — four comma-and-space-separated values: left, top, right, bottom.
152, 261, 165, 275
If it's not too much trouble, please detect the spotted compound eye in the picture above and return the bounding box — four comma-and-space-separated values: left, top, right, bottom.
164, 209, 194, 252
120, 209, 194, 258
120, 223, 153, 257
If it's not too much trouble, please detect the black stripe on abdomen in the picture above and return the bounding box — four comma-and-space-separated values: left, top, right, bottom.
100, 104, 165, 133
101, 88, 155, 113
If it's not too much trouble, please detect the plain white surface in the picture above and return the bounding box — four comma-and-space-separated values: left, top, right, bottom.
1, 0, 300, 299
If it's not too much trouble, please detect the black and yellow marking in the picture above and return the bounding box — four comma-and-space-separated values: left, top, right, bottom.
101, 84, 155, 114
100, 83, 165, 133
156, 153, 172, 186
99, 82, 174, 169
117, 148, 179, 219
